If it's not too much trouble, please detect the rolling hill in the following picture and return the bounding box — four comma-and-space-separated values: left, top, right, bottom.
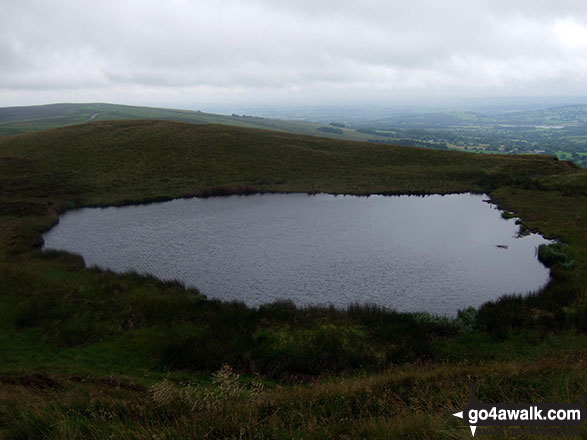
0, 102, 387, 143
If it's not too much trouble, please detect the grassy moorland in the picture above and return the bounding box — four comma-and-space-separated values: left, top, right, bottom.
0, 103, 380, 143
0, 120, 586, 439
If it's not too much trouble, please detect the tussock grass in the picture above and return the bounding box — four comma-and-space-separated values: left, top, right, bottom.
537, 242, 577, 269
1, 357, 585, 439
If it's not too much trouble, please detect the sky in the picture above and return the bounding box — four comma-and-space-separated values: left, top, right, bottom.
2, 0, 587, 109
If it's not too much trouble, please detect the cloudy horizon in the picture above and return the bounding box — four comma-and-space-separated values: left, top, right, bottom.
3, 0, 587, 110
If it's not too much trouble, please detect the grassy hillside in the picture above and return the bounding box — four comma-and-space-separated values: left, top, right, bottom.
0, 102, 383, 143
1, 120, 586, 439
0, 119, 574, 207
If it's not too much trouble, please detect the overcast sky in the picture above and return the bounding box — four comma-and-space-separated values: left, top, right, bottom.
2, 0, 587, 109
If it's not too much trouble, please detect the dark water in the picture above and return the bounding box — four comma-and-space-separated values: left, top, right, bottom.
43, 193, 552, 315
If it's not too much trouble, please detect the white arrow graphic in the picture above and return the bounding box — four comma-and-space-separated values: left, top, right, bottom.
453, 411, 477, 437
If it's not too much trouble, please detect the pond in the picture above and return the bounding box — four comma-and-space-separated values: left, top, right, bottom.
42, 193, 552, 316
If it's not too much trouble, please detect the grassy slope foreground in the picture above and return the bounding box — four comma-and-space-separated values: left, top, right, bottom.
0, 120, 586, 439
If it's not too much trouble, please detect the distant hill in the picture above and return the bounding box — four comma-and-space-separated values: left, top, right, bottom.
0, 102, 387, 143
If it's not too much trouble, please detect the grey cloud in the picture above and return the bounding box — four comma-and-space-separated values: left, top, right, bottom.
2, 0, 587, 106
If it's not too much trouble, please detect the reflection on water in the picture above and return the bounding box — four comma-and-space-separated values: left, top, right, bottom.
43, 193, 551, 316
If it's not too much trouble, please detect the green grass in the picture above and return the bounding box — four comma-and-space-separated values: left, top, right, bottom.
1, 119, 586, 438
